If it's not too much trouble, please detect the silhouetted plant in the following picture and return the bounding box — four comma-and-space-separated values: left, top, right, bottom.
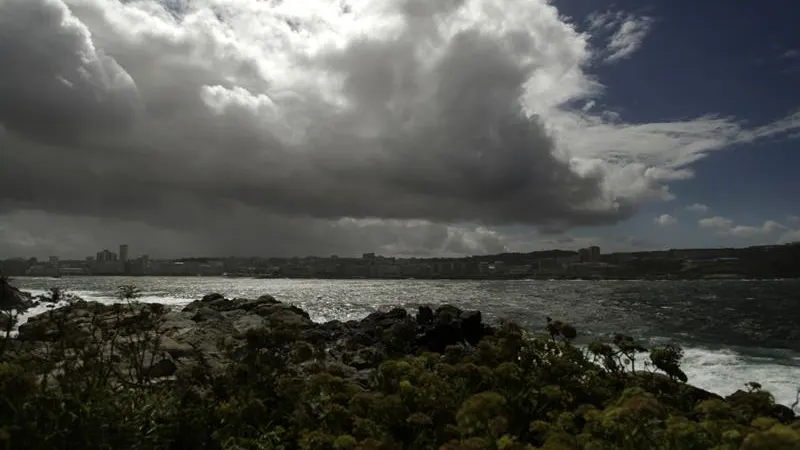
649, 343, 688, 383
117, 284, 141, 301
613, 333, 647, 374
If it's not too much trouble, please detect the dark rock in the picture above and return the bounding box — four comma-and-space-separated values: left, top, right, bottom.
302, 320, 346, 345
159, 335, 194, 359
770, 404, 796, 423
323, 362, 357, 379
363, 308, 408, 328
145, 354, 178, 378
191, 306, 225, 323
351, 368, 375, 388
636, 372, 722, 409
183, 294, 233, 313
202, 293, 225, 303
0, 278, 33, 312
460, 311, 484, 345
383, 317, 418, 353
346, 346, 387, 370
349, 331, 375, 347
434, 304, 462, 323
14, 292, 500, 389
232, 315, 267, 334
232, 297, 273, 312
256, 294, 280, 305
417, 305, 434, 326
415, 304, 471, 353
288, 304, 311, 320
254, 303, 313, 327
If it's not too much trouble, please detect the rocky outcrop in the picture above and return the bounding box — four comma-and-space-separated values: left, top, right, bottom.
11, 291, 795, 422
0, 277, 33, 312
14, 293, 491, 386
16, 294, 316, 376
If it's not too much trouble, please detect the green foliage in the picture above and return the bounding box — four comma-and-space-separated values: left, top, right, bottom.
649, 344, 688, 383
0, 287, 798, 449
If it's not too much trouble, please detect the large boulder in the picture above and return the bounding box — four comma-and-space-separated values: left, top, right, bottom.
636, 372, 722, 408
16, 300, 163, 342
416, 305, 434, 326
415, 304, 490, 352
0, 278, 33, 312
771, 404, 797, 423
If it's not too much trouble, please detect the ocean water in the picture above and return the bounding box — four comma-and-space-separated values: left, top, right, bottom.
10, 276, 800, 408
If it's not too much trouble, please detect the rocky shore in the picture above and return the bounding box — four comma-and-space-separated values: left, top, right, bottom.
2, 278, 798, 449
6, 288, 795, 415
0, 276, 35, 312
13, 290, 493, 382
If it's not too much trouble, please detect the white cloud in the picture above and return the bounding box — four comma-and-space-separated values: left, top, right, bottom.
0, 0, 799, 257
778, 229, 800, 244
698, 216, 787, 238
685, 203, 709, 213
728, 221, 786, 238
782, 49, 800, 60
588, 11, 653, 63
512, 232, 655, 253
699, 216, 733, 230
787, 215, 800, 223
654, 214, 677, 227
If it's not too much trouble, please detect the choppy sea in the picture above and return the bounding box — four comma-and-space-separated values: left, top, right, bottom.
11, 276, 800, 408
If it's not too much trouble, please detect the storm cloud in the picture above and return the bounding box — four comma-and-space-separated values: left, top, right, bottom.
0, 0, 798, 257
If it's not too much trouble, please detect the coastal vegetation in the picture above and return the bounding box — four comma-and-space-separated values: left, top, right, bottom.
0, 278, 798, 449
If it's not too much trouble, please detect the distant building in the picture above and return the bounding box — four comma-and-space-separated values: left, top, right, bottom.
94, 260, 125, 274
48, 256, 59, 267
0, 258, 31, 276
100, 249, 118, 262
27, 265, 59, 277
119, 244, 129, 263
579, 246, 602, 263
556, 254, 580, 266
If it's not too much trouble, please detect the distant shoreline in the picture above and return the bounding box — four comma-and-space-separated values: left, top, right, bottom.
11, 274, 798, 281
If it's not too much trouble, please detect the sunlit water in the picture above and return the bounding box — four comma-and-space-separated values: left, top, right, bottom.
11, 276, 800, 408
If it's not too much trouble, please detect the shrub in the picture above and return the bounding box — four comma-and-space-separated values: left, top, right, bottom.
0, 286, 797, 449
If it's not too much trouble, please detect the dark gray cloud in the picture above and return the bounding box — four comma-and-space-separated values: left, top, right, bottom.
0, 209, 510, 259
1, 0, 795, 257
0, 0, 623, 232
0, 0, 140, 142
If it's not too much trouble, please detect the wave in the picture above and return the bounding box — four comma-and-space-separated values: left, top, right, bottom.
681, 346, 800, 409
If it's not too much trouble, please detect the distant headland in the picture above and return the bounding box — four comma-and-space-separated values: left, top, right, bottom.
3, 242, 800, 280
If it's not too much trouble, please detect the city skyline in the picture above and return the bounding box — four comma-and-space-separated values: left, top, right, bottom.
6, 238, 800, 263
5, 242, 799, 280
0, 0, 798, 259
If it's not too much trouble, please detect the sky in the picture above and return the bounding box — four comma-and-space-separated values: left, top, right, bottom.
0, 0, 798, 259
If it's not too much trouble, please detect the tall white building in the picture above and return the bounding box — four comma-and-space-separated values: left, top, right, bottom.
120, 244, 129, 263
